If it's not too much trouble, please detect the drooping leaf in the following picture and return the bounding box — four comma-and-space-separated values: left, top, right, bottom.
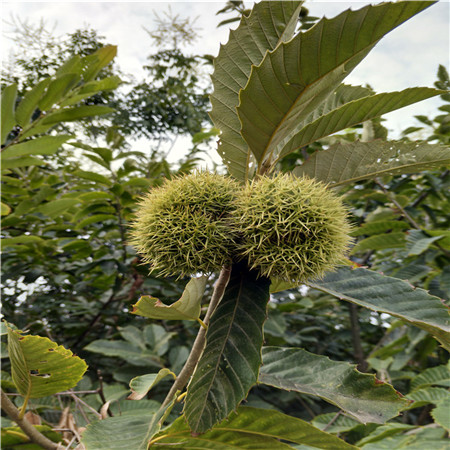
296, 140, 450, 186
1, 156, 44, 170
184, 265, 270, 433
1, 236, 44, 247
152, 406, 356, 449
308, 267, 450, 351
259, 346, 407, 423
15, 78, 52, 127
132, 276, 207, 321
237, 1, 434, 169
38, 74, 80, 111
276, 88, 443, 161
350, 232, 406, 255
410, 363, 450, 391
431, 398, 450, 431
73, 170, 112, 185
41, 105, 115, 124
1, 84, 17, 145
75, 214, 117, 229
210, 0, 304, 181
6, 322, 87, 398
128, 369, 176, 400
1, 135, 72, 160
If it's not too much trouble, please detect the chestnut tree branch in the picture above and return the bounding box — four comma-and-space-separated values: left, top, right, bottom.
161, 266, 231, 407
1, 389, 59, 450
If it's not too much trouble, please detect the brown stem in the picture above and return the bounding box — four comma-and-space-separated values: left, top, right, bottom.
1, 389, 59, 450
161, 266, 231, 407
347, 303, 368, 372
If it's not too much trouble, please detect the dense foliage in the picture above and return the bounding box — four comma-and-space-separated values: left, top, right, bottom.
1, 1, 449, 449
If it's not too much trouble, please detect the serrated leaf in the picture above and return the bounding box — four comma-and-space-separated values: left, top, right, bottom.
38, 73, 80, 111
350, 232, 406, 255
83, 45, 117, 81
35, 198, 79, 218
132, 276, 207, 321
308, 267, 450, 351
276, 88, 443, 161
259, 346, 407, 423
210, 0, 303, 181
410, 364, 450, 391
406, 230, 444, 256
184, 265, 270, 433
406, 387, 450, 409
128, 369, 176, 400
15, 78, 52, 127
431, 398, 450, 431
1, 135, 72, 160
1, 84, 17, 145
237, 1, 434, 171
41, 105, 114, 124
153, 406, 356, 449
295, 140, 450, 186
5, 322, 87, 398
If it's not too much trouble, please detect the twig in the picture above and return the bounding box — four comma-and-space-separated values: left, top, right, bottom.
347, 303, 368, 372
1, 389, 59, 450
97, 370, 113, 417
323, 411, 342, 432
161, 266, 231, 408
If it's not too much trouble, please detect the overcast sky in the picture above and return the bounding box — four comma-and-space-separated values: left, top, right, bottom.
1, 1, 449, 164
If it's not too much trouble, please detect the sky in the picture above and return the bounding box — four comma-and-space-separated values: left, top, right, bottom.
1, 1, 449, 165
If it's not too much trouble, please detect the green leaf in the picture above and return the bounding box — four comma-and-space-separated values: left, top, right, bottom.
1, 156, 44, 170
132, 276, 207, 321
350, 221, 410, 237
2, 236, 44, 246
82, 393, 178, 450
295, 141, 450, 186
431, 398, 450, 431
237, 1, 434, 170
350, 232, 406, 255
276, 88, 443, 161
41, 105, 114, 124
308, 267, 450, 351
259, 346, 407, 423
35, 198, 79, 218
15, 78, 52, 127
406, 387, 450, 409
84, 340, 161, 367
1, 135, 72, 160
83, 45, 117, 81
184, 265, 270, 433
312, 413, 361, 434
6, 322, 87, 398
410, 364, 450, 391
75, 214, 117, 229
55, 55, 83, 77
210, 0, 304, 181
38, 73, 80, 111
73, 170, 112, 185
1, 84, 18, 145
153, 406, 356, 449
356, 423, 416, 447
1, 202, 11, 216
128, 369, 176, 400
406, 230, 444, 256
1, 425, 62, 447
